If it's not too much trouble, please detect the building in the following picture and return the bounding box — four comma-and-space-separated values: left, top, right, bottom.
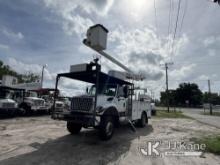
2, 75, 18, 86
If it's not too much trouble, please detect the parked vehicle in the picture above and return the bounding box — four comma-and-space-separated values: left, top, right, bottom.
19, 91, 50, 115
52, 59, 151, 140
29, 88, 69, 113
0, 86, 24, 116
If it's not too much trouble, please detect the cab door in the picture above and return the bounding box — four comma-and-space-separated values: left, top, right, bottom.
115, 86, 126, 114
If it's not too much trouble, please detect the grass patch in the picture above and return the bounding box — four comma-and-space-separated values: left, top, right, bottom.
201, 112, 220, 117
155, 110, 191, 119
193, 136, 220, 155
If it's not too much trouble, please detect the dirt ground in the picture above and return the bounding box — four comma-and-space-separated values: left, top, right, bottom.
0, 116, 220, 165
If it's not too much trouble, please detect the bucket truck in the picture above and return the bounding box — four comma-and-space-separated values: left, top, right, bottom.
52, 24, 152, 140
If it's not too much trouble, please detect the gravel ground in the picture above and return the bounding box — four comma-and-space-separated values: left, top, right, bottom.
0, 116, 220, 165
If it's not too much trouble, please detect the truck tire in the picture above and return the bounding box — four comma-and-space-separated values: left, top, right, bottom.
67, 122, 82, 134
9, 110, 16, 118
19, 103, 31, 116
99, 116, 114, 140
137, 112, 148, 128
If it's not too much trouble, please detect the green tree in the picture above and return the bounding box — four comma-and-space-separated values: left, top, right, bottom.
0, 60, 40, 83
160, 82, 203, 107
203, 92, 220, 105
175, 83, 203, 107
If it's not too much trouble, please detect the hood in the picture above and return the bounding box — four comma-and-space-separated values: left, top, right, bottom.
73, 95, 94, 98
25, 97, 44, 101
0, 98, 16, 103
55, 101, 64, 104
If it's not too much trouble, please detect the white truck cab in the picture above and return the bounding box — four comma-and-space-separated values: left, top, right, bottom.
0, 86, 19, 116
19, 91, 50, 115
52, 59, 151, 140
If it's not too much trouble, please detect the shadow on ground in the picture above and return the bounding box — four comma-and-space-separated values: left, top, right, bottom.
0, 124, 153, 165
0, 113, 50, 120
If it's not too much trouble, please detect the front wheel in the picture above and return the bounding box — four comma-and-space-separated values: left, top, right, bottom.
67, 122, 82, 134
99, 116, 115, 140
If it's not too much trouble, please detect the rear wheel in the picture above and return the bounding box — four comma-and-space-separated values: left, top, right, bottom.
67, 122, 82, 134
19, 103, 31, 116
99, 116, 114, 140
9, 110, 16, 117
137, 112, 148, 127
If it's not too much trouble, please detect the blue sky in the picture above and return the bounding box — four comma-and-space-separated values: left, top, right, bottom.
0, 0, 220, 97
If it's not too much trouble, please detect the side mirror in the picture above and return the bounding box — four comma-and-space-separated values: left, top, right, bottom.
86, 87, 89, 94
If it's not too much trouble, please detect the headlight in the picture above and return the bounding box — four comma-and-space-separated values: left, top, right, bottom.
14, 103, 18, 108
27, 102, 33, 106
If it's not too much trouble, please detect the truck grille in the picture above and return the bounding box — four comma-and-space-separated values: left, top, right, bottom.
55, 103, 63, 108
71, 97, 93, 112
2, 103, 15, 108
34, 100, 44, 106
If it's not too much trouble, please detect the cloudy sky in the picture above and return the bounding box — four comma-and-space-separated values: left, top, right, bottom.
0, 0, 220, 97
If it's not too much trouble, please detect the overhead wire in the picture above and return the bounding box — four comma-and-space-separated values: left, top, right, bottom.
171, 0, 182, 57
168, 0, 172, 35
153, 0, 159, 37
179, 0, 188, 37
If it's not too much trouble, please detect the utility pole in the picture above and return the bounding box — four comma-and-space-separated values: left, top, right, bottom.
41, 64, 47, 88
208, 79, 213, 115
162, 62, 173, 113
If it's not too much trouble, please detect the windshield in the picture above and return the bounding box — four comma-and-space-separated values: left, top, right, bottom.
0, 92, 6, 99
0, 89, 13, 99
88, 85, 117, 96
27, 91, 38, 97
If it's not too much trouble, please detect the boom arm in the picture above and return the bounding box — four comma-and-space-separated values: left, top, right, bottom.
83, 39, 145, 81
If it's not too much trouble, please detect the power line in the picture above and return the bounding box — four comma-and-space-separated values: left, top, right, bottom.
173, 0, 182, 40
168, 0, 172, 35
171, 0, 182, 57
179, 0, 188, 36
170, 0, 181, 60
154, 0, 158, 37
167, 0, 175, 61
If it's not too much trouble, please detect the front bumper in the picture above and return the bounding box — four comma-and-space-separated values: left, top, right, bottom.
0, 108, 18, 115
31, 106, 49, 112
52, 111, 100, 127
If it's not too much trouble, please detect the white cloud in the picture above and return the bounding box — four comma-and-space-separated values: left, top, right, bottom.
170, 64, 196, 80
208, 49, 216, 57
5, 57, 85, 96
0, 44, 10, 50
6, 58, 55, 81
107, 26, 189, 81
1, 28, 24, 40
203, 36, 220, 47
198, 75, 209, 80
44, 0, 114, 16
43, 0, 114, 38
62, 14, 93, 37
80, 0, 114, 16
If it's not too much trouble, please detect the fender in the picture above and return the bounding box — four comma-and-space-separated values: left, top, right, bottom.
102, 106, 119, 117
